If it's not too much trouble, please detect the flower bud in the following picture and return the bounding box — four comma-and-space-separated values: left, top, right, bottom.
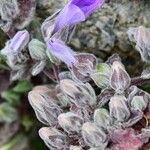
39, 127, 67, 149
94, 108, 111, 129
90, 63, 111, 88
131, 96, 147, 111
28, 39, 47, 60
58, 112, 83, 133
109, 95, 130, 122
8, 30, 29, 54
82, 122, 107, 148
110, 61, 131, 93
28, 86, 62, 125
60, 79, 96, 107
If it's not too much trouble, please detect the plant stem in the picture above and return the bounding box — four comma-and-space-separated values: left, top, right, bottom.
131, 76, 150, 86
43, 67, 57, 82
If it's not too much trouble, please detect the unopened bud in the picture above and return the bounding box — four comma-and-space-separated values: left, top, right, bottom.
58, 112, 83, 133
110, 61, 131, 93
109, 95, 130, 122
39, 127, 67, 149
82, 122, 107, 148
28, 39, 47, 60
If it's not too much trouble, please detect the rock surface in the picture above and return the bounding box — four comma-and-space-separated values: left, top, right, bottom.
69, 0, 150, 76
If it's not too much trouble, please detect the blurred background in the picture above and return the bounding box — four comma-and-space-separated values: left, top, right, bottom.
0, 0, 150, 149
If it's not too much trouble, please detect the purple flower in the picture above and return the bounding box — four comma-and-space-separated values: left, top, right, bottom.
8, 30, 30, 54
70, 0, 105, 17
54, 0, 105, 33
47, 39, 77, 66
47, 38, 97, 82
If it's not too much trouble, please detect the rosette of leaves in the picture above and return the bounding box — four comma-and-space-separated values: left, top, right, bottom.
28, 53, 150, 149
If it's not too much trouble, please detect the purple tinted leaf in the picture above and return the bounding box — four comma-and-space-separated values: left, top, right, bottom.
109, 95, 130, 122
127, 86, 150, 108
106, 53, 121, 65
59, 79, 96, 107
97, 88, 114, 107
110, 61, 131, 93
28, 86, 62, 125
58, 112, 83, 133
82, 122, 108, 148
39, 127, 67, 149
71, 53, 97, 82
122, 110, 143, 128
110, 128, 143, 150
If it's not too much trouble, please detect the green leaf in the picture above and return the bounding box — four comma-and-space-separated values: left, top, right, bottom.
1, 90, 21, 106
0, 54, 9, 70
0, 103, 18, 123
91, 63, 111, 89
13, 80, 32, 93
21, 116, 33, 131
97, 63, 111, 75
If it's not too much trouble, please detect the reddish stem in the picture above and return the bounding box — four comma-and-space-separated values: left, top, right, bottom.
131, 77, 150, 86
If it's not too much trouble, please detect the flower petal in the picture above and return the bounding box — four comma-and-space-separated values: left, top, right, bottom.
69, 0, 105, 17
54, 4, 85, 33
47, 39, 76, 66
